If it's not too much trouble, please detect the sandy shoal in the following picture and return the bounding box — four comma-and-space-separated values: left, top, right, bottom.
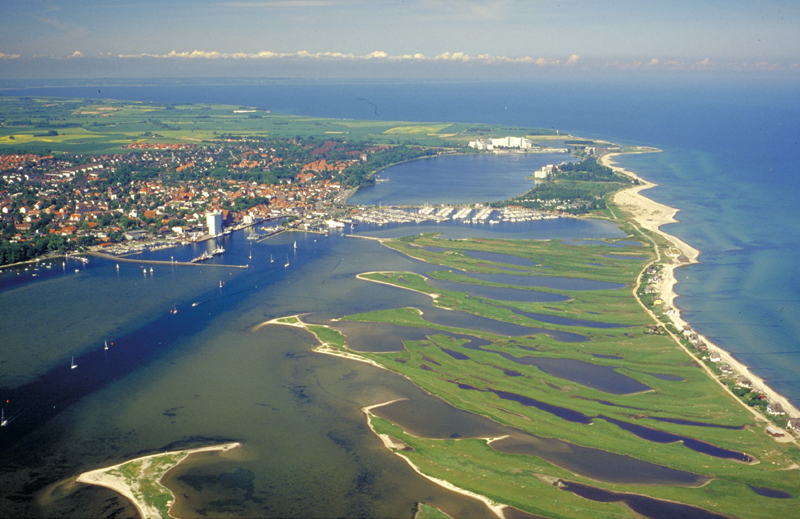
601, 153, 800, 425
76, 442, 241, 519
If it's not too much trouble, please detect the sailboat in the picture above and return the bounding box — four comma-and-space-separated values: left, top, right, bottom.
284, 255, 290, 268
1, 408, 7, 427
116, 264, 119, 270
219, 280, 223, 288
150, 267, 153, 273
70, 356, 77, 369
249, 251, 252, 260
270, 254, 274, 264
104, 340, 108, 351
171, 303, 178, 314
293, 240, 297, 249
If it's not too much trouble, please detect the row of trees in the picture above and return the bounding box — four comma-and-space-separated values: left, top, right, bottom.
0, 234, 98, 266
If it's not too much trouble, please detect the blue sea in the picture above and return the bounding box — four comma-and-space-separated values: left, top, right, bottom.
1, 78, 799, 517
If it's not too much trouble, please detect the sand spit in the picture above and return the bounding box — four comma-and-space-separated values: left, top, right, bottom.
601, 152, 800, 434
356, 271, 441, 300
363, 401, 509, 519
256, 315, 391, 370
75, 442, 241, 519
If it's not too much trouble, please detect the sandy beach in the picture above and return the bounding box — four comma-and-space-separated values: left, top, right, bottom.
601, 152, 800, 430
75, 442, 241, 519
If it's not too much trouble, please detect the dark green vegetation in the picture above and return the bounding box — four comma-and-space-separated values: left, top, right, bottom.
501, 158, 634, 213
308, 234, 799, 519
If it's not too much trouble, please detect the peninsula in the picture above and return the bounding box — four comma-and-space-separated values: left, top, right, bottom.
262, 150, 800, 518
2, 96, 798, 518
75, 442, 241, 519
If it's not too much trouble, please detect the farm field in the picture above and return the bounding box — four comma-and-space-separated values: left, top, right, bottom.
0, 96, 557, 154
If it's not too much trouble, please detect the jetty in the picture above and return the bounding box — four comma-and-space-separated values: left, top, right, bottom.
86, 251, 248, 269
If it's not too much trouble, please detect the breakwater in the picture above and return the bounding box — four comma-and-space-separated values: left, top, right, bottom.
86, 251, 249, 269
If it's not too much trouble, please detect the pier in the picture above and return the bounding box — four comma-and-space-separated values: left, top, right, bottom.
86, 251, 249, 269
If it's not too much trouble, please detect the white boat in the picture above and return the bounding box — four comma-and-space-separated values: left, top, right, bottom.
270, 254, 274, 263
104, 340, 108, 351
1, 408, 7, 427
249, 251, 252, 260
172, 304, 178, 314
192, 302, 198, 307
116, 264, 119, 270
71, 356, 77, 370
150, 267, 153, 273
284, 255, 290, 268
293, 241, 297, 249
219, 280, 223, 288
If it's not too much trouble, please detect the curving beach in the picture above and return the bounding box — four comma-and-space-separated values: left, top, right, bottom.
601, 152, 800, 427
75, 442, 241, 519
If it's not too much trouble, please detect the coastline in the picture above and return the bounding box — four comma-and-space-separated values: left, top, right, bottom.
362, 400, 508, 519
75, 442, 241, 519
600, 152, 800, 426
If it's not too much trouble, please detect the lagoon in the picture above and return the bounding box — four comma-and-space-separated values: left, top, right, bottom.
348, 152, 571, 206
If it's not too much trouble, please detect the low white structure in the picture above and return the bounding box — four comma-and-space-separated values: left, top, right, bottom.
469, 136, 533, 150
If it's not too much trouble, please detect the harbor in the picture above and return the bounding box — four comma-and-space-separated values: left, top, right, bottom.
349, 203, 562, 226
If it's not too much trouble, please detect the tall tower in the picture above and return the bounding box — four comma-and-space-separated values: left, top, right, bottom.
207, 211, 223, 236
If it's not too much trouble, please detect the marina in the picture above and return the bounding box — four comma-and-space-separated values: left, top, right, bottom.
351, 204, 561, 226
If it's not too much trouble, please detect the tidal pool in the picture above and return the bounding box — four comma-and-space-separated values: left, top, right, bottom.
456, 271, 626, 291
371, 400, 708, 487
558, 481, 727, 519
426, 275, 568, 303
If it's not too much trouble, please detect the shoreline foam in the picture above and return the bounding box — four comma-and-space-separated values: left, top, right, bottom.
75, 442, 241, 519
601, 152, 800, 428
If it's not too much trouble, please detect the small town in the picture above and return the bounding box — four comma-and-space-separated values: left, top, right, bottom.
0, 135, 592, 266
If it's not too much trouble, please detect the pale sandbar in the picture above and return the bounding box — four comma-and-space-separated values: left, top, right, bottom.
76, 442, 241, 519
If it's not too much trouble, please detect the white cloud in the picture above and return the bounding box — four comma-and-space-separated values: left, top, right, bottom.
85, 49, 799, 72
114, 49, 580, 66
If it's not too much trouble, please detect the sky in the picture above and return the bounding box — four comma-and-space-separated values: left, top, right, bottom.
0, 0, 798, 80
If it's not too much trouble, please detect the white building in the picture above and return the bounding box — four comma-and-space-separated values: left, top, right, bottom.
206, 211, 223, 236
534, 164, 555, 179
470, 136, 536, 150
468, 139, 493, 151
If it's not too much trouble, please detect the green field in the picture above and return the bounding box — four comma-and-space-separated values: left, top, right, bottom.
0, 96, 559, 154
288, 233, 799, 519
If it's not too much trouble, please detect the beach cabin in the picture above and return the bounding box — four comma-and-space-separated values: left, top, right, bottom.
767, 403, 786, 416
